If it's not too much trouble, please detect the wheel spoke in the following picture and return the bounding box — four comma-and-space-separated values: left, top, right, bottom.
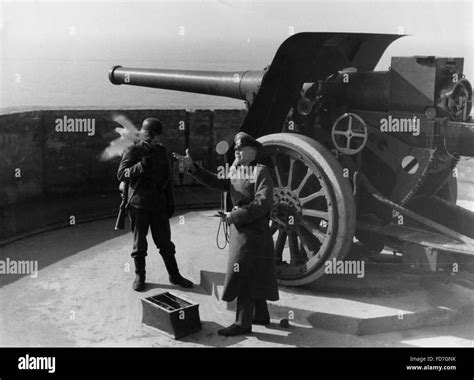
294, 168, 311, 196
287, 157, 295, 190
270, 222, 278, 235
271, 156, 283, 188
299, 242, 308, 260
333, 130, 347, 136
347, 115, 353, 133
299, 188, 325, 205
299, 217, 326, 244
352, 132, 366, 138
294, 225, 319, 259
302, 209, 329, 220
288, 230, 303, 264
275, 229, 287, 260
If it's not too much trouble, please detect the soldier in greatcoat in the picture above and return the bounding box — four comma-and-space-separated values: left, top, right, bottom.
173, 132, 279, 336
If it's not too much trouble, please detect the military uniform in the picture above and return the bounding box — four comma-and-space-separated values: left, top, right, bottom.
118, 140, 175, 256
188, 132, 279, 333
117, 118, 192, 291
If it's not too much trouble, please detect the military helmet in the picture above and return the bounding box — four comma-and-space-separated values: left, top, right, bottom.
141, 118, 163, 136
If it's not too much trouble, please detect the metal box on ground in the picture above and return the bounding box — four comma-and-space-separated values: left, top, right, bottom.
141, 292, 201, 339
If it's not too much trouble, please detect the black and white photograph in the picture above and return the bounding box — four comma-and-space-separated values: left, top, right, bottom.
0, 0, 473, 376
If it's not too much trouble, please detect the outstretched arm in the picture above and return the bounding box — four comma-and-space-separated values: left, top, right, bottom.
172, 149, 230, 192
188, 163, 230, 192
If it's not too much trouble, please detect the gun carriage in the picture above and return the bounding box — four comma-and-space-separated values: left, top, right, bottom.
110, 33, 474, 286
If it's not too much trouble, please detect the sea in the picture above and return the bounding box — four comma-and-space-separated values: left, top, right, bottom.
1, 39, 280, 112
1, 36, 473, 113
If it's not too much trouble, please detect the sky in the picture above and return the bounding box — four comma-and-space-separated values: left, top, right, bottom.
0, 0, 473, 108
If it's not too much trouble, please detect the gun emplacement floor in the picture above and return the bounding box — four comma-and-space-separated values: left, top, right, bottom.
0, 209, 473, 347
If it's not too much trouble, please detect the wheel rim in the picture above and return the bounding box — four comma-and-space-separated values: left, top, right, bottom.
258, 133, 356, 286
267, 146, 335, 278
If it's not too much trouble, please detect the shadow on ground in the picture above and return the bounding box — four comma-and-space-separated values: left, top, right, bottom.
0, 219, 129, 287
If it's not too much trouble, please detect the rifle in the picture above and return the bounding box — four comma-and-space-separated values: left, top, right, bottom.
114, 181, 129, 230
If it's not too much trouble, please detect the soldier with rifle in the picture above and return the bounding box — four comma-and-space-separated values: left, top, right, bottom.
117, 118, 193, 291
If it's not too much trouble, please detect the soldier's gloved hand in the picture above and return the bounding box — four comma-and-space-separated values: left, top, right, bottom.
172, 149, 195, 172
218, 211, 233, 223
118, 181, 126, 193
141, 154, 153, 169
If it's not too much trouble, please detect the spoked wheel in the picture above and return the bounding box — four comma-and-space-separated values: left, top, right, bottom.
258, 133, 356, 286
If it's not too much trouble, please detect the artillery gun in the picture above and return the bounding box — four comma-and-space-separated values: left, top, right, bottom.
109, 33, 474, 286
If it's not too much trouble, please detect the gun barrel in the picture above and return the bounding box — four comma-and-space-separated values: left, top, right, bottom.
109, 66, 264, 102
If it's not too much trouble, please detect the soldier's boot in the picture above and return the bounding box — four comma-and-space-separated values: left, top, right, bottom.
132, 257, 146, 291
161, 254, 193, 288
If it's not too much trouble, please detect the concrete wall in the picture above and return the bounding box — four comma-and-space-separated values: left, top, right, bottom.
0, 109, 246, 207
0, 111, 44, 205
4, 108, 471, 208
1, 108, 472, 243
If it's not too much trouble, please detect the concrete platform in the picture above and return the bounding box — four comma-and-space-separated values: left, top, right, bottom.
0, 210, 473, 347
201, 267, 474, 336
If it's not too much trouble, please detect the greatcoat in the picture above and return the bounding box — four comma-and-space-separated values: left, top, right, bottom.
190, 162, 279, 302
